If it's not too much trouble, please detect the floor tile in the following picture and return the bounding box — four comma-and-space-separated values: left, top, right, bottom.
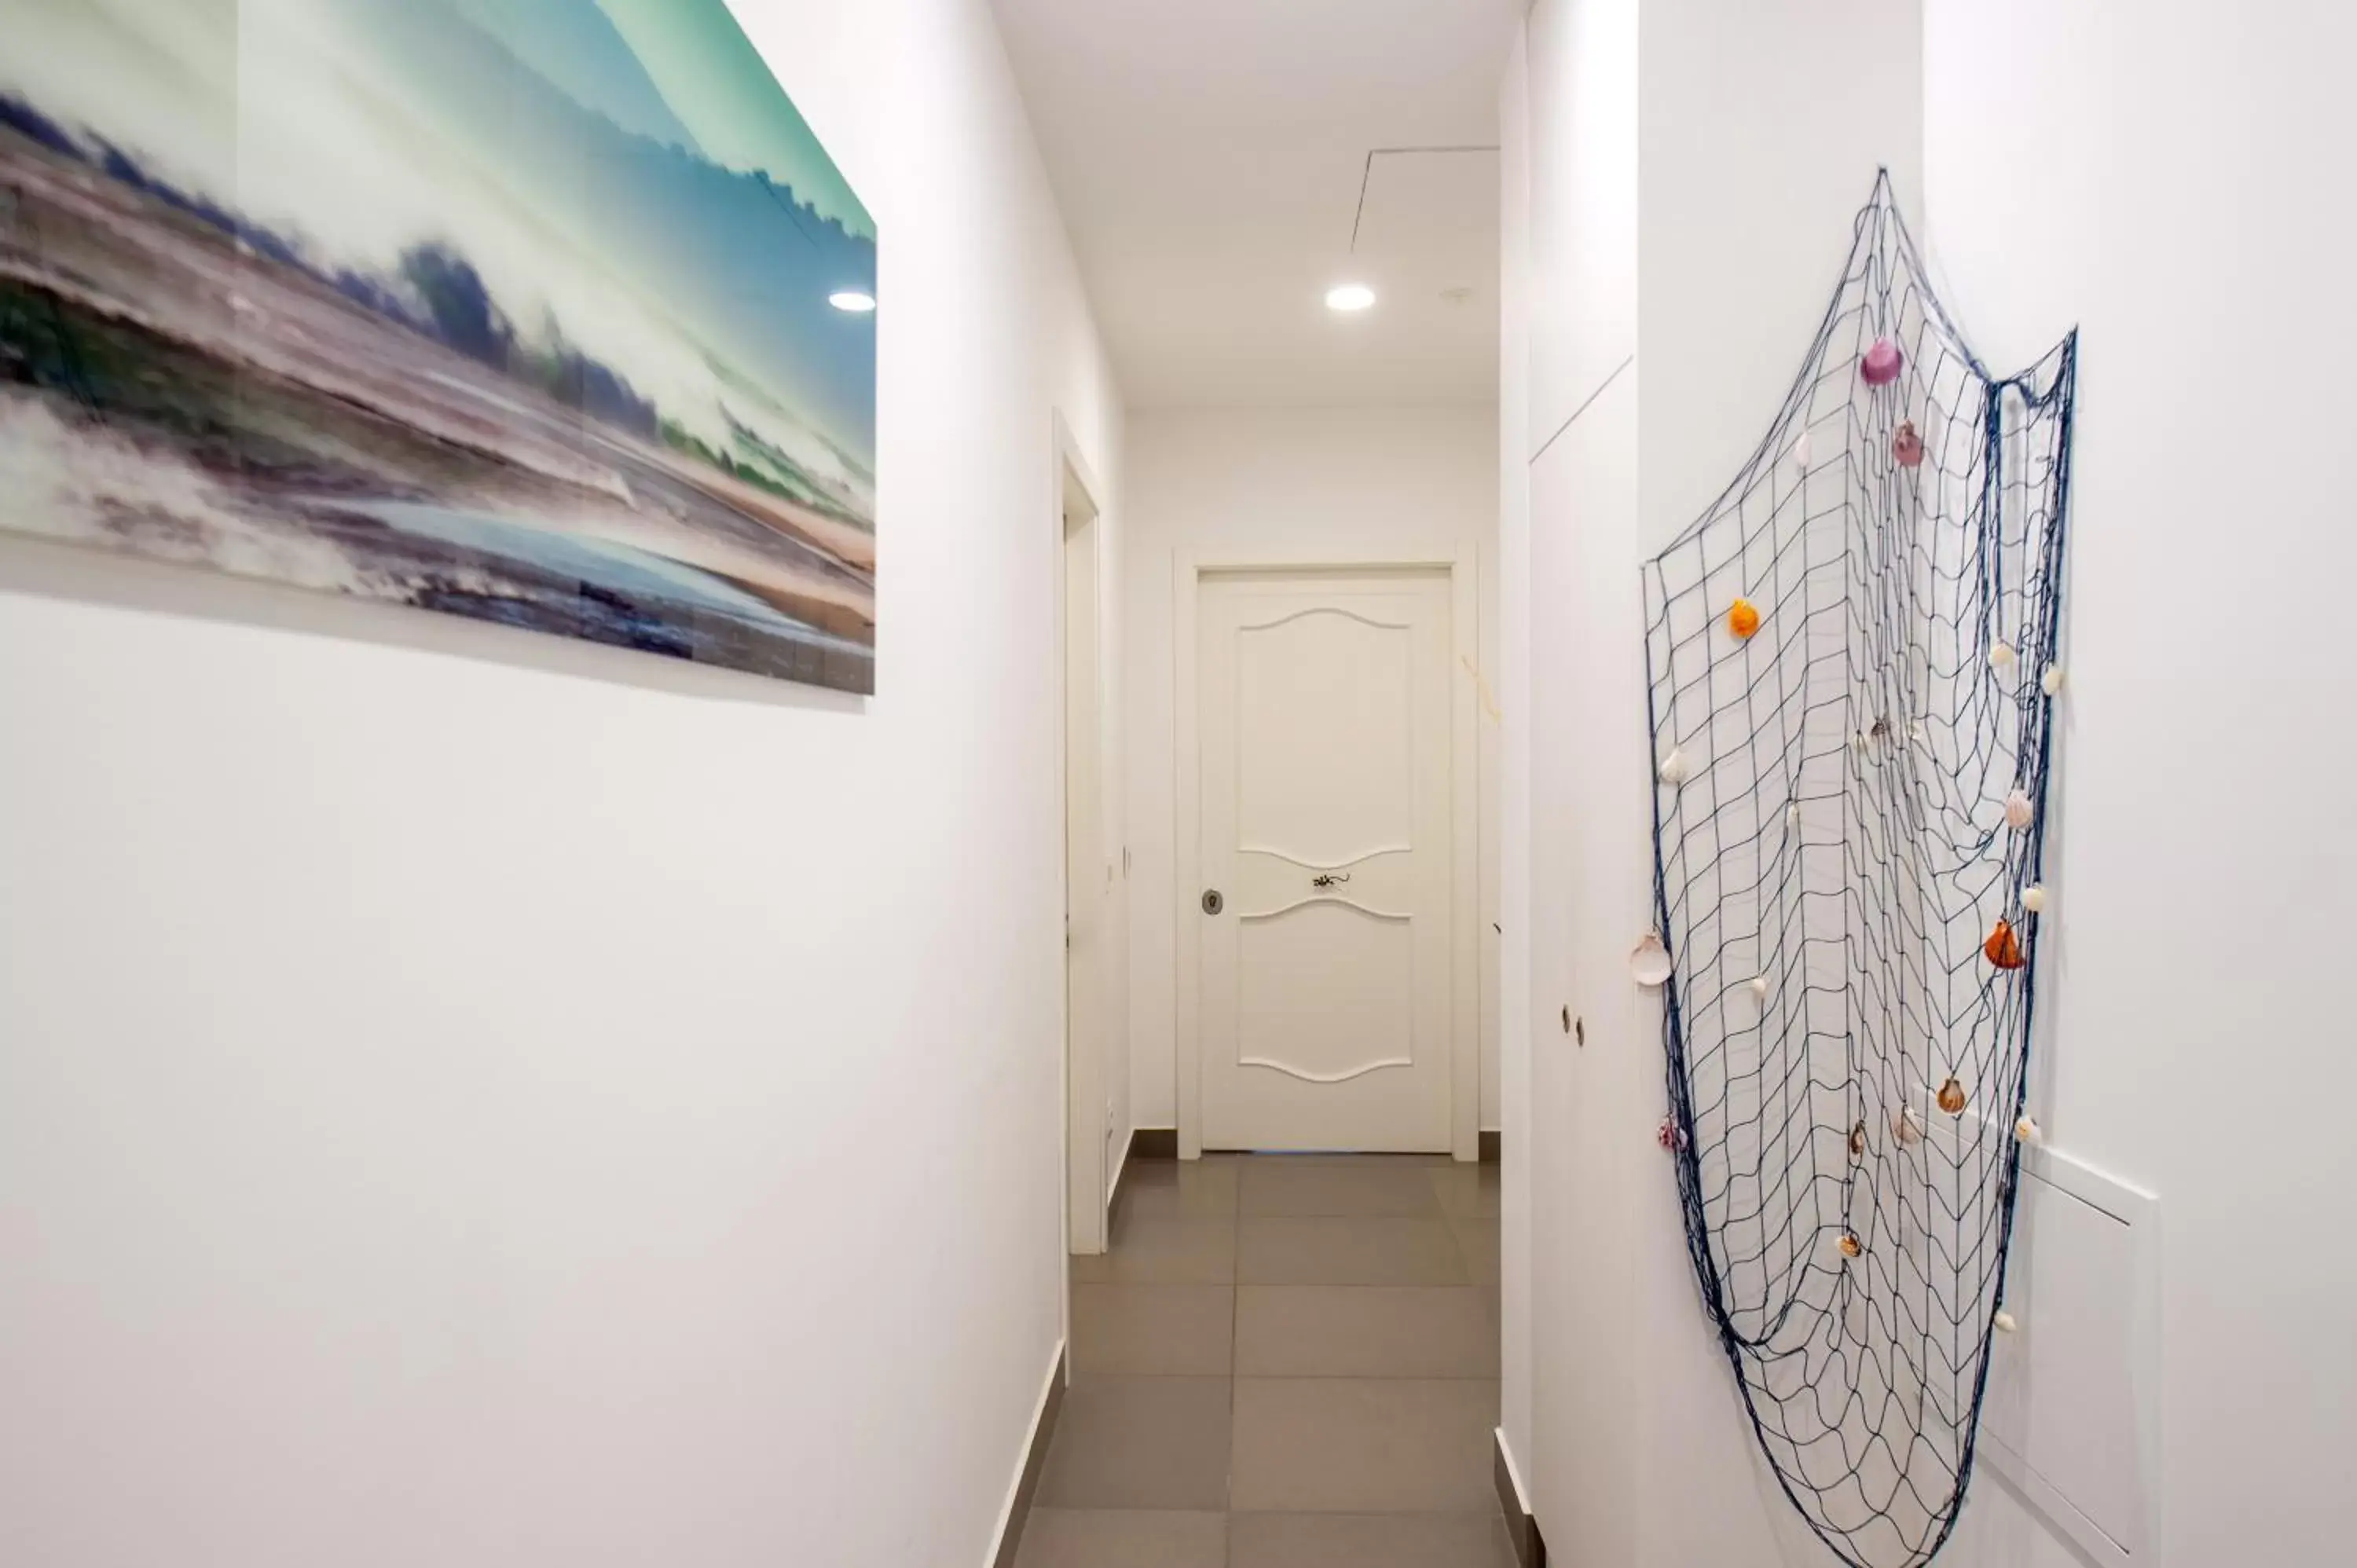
1072, 1284, 1235, 1376
1240, 1159, 1447, 1218
1229, 1511, 1517, 1568
1229, 1378, 1501, 1513
1014, 1509, 1228, 1568
1118, 1157, 1241, 1221
1237, 1217, 1468, 1285
1428, 1163, 1502, 1221
1450, 1221, 1501, 1296
1234, 1287, 1497, 1378
1071, 1214, 1237, 1285
1035, 1376, 1235, 1511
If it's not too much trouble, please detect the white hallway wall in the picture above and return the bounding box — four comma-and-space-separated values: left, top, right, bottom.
1508, 2, 2357, 1566
1504, 0, 1937, 1563
1124, 405, 1501, 1138
0, 1, 1125, 1564
1923, 3, 2357, 1563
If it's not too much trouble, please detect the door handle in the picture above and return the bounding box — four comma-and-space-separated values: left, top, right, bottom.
1310, 873, 1351, 889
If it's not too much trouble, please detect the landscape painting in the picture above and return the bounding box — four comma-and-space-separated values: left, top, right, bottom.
0, 0, 878, 691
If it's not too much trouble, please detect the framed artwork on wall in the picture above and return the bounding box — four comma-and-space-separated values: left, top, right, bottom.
0, 0, 878, 692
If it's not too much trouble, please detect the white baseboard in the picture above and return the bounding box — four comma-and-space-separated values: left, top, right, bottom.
984, 1339, 1067, 1568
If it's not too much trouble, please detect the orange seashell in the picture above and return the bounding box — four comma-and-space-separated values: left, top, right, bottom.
1728, 597, 1761, 639
1838, 1232, 1863, 1259
1937, 1075, 1968, 1116
1983, 918, 2025, 970
1893, 420, 1926, 467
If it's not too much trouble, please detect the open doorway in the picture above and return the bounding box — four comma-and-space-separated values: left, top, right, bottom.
1060, 439, 1115, 1255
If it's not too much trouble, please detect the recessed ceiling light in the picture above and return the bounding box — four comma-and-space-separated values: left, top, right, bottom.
1325, 283, 1376, 313
829, 289, 877, 313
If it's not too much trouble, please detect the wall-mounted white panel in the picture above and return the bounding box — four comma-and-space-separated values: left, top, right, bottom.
1980, 1149, 2160, 1566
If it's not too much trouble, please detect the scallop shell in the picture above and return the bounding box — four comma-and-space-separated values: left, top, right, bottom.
1848, 1120, 1868, 1160
2004, 789, 2034, 830
1984, 918, 2026, 970
1891, 1105, 1924, 1146
1749, 974, 1769, 1000
1893, 420, 1925, 467
2022, 885, 2047, 914
1728, 597, 1762, 639
1937, 1075, 1968, 1116
1658, 747, 1692, 786
1838, 1232, 1864, 1259
1630, 931, 1673, 987
2014, 1115, 2041, 1145
2041, 664, 2063, 697
1993, 1310, 2019, 1334
1791, 429, 1813, 473
1860, 338, 1904, 386
1989, 640, 2018, 671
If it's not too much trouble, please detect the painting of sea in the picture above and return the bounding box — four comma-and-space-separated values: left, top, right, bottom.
0, 0, 878, 691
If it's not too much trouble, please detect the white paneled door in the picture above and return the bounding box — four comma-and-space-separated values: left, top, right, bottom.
1196, 570, 1457, 1152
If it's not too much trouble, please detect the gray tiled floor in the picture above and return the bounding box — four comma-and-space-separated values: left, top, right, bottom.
1019, 1155, 1513, 1568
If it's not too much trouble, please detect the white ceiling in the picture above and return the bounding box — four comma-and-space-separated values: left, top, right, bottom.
992, 0, 1519, 409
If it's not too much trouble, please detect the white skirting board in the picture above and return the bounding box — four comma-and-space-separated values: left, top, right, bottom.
985, 1341, 1068, 1568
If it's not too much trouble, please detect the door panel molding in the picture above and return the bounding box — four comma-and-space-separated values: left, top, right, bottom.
1237, 605, 1413, 634
1239, 894, 1414, 923
1174, 545, 1482, 1161
1237, 1056, 1415, 1085
1237, 843, 1413, 871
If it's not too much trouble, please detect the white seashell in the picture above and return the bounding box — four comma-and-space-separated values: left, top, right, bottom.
2004, 789, 2034, 830
1630, 931, 1673, 987
1658, 747, 1692, 785
2022, 885, 2047, 914
1750, 975, 1769, 1000
1787, 801, 1801, 830
1891, 1105, 1924, 1146
1993, 1310, 2019, 1335
2040, 663, 2063, 697
1989, 640, 2018, 671
2014, 1115, 2041, 1145
1908, 719, 1925, 744
1791, 429, 1812, 473
1853, 731, 1869, 755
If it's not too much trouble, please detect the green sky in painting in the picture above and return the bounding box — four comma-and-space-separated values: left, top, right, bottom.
592, 0, 875, 241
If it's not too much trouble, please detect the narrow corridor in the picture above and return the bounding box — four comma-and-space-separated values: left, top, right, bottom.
1017, 1154, 1511, 1567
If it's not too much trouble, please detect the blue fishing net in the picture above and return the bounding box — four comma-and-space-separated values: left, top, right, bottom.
1641, 174, 2077, 1567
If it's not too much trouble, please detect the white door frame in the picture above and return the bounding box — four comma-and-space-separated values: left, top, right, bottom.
1173, 544, 1482, 1163
1056, 414, 1115, 1258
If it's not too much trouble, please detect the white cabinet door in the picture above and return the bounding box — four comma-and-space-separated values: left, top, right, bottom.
1196, 570, 1455, 1152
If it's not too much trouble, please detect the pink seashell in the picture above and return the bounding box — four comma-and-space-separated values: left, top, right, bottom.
1861, 338, 1904, 387
1893, 420, 1924, 467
